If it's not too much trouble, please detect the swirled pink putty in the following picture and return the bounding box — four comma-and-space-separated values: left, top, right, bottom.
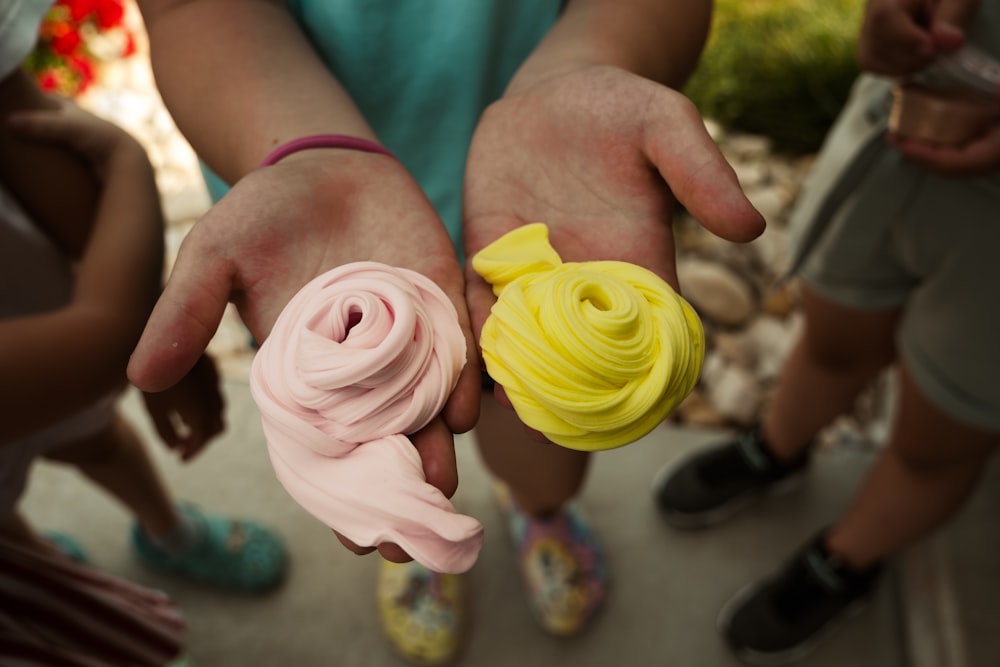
249, 262, 483, 574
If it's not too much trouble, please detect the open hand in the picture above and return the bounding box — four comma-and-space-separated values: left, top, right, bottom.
127, 149, 481, 562
463, 64, 763, 347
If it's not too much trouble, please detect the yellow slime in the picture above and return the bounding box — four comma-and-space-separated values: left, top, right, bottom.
472, 223, 704, 451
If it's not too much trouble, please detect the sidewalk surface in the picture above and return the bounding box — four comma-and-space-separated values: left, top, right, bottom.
24, 377, 909, 667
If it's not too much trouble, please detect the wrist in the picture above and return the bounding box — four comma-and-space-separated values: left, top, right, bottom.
505, 59, 596, 97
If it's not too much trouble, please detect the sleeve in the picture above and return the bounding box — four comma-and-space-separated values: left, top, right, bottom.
0, 0, 54, 81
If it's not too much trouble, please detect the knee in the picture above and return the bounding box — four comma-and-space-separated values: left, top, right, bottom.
801, 326, 893, 376
45, 416, 133, 466
890, 442, 992, 481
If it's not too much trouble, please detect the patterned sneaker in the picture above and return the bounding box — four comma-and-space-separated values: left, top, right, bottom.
376, 560, 465, 666
131, 504, 288, 594
496, 484, 608, 637
653, 426, 809, 528
719, 531, 882, 665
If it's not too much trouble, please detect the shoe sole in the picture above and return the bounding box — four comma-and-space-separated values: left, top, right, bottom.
650, 463, 806, 530
716, 578, 870, 666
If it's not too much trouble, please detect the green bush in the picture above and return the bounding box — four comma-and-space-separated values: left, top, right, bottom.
685, 0, 865, 153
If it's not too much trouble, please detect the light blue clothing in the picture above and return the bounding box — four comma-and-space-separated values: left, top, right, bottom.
203, 0, 562, 258
0, 0, 53, 79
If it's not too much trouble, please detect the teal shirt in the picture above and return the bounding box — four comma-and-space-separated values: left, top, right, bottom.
203, 0, 561, 258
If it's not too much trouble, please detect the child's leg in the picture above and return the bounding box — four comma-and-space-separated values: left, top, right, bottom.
44, 410, 181, 539
46, 408, 287, 592
475, 391, 606, 637
475, 394, 589, 515
826, 362, 999, 570
761, 284, 900, 462
719, 361, 999, 661
656, 285, 898, 526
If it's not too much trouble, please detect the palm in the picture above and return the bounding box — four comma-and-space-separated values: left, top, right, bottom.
131, 151, 463, 389
463, 65, 762, 339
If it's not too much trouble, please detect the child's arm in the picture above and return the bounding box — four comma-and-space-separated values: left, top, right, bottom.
131, 0, 476, 475
509, 0, 713, 93
0, 70, 99, 257
137, 0, 375, 183
0, 100, 164, 445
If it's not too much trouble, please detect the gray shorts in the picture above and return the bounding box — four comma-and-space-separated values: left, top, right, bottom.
788, 75, 1000, 431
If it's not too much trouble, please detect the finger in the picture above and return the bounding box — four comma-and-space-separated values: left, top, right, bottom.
444, 359, 482, 435
377, 543, 415, 563
929, 0, 979, 52
146, 407, 181, 450
859, 2, 936, 73
493, 383, 514, 410
894, 129, 1000, 175
334, 531, 413, 563
463, 265, 496, 345
177, 427, 205, 462
440, 286, 481, 435
127, 231, 233, 391
334, 530, 377, 556
643, 93, 765, 243
410, 418, 459, 499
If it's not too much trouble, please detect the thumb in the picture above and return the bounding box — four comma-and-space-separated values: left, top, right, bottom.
930, 0, 980, 50
645, 94, 765, 243
127, 235, 232, 392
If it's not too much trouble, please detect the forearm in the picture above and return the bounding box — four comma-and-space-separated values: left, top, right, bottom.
138, 0, 375, 184
0, 144, 164, 444
0, 309, 130, 444
508, 0, 713, 94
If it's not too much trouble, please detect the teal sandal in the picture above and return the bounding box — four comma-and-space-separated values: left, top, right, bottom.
44, 531, 88, 564
132, 504, 288, 594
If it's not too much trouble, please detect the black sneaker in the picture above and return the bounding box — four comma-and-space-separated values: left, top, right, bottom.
719, 532, 882, 666
653, 427, 809, 528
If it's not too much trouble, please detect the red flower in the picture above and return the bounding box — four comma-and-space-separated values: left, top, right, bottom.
64, 0, 96, 22
28, 0, 136, 98
69, 54, 95, 82
51, 28, 82, 56
94, 0, 125, 29
38, 70, 61, 91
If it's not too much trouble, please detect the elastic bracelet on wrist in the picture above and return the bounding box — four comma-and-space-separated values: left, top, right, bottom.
259, 134, 396, 167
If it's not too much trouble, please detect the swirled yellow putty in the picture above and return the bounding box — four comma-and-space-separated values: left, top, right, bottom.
472, 223, 704, 451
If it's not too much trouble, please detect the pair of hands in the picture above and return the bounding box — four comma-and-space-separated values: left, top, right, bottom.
860, 0, 1000, 175
126, 63, 763, 561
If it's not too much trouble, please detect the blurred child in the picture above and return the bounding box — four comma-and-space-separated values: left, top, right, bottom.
654, 0, 1000, 663
0, 5, 287, 594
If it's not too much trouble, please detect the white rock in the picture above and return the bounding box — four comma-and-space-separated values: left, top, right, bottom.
749, 225, 791, 277
713, 331, 756, 367
678, 259, 756, 327
745, 313, 802, 381
731, 161, 770, 190
746, 185, 792, 226
699, 351, 728, 389
724, 133, 774, 160
705, 365, 761, 424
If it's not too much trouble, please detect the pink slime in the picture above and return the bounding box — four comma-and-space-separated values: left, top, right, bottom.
249, 262, 483, 574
